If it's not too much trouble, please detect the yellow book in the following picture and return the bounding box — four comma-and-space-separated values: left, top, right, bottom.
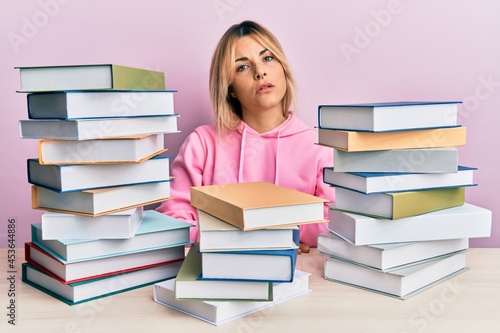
334, 187, 466, 219
190, 181, 328, 231
318, 126, 466, 152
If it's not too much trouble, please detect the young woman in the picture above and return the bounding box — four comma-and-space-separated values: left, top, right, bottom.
156, 21, 334, 252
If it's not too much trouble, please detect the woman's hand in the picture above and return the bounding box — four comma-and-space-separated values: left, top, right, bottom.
298, 242, 310, 254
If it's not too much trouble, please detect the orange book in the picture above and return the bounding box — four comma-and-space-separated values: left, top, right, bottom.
318, 126, 466, 152
190, 182, 328, 231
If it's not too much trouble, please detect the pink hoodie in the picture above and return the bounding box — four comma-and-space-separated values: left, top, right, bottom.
156, 112, 335, 246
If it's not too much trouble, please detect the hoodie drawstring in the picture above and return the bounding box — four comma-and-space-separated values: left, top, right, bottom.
274, 130, 281, 184
238, 126, 247, 183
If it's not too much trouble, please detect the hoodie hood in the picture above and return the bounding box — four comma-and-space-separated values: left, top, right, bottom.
233, 112, 310, 184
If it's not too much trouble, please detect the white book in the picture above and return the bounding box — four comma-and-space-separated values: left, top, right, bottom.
27, 90, 175, 119
19, 114, 179, 140
318, 101, 459, 132
32, 181, 171, 216
323, 166, 476, 194
198, 210, 298, 252
26, 241, 185, 283
317, 232, 469, 271
38, 134, 166, 164
28, 155, 171, 192
41, 207, 144, 240
328, 203, 492, 246
324, 251, 467, 299
153, 270, 311, 326
333, 147, 458, 173
32, 210, 192, 262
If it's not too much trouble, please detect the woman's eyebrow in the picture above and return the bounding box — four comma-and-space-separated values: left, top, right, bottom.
235, 49, 269, 62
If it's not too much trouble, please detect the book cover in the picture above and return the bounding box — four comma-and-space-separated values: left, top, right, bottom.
323, 251, 467, 299
317, 232, 469, 271
16, 64, 165, 92
27, 90, 176, 119
174, 243, 273, 301
31, 210, 193, 262
38, 134, 166, 165
31, 181, 171, 216
190, 182, 327, 231
25, 241, 185, 284
328, 203, 492, 246
317, 126, 466, 152
28, 155, 171, 192
333, 147, 459, 173
334, 186, 466, 219
19, 114, 179, 140
41, 207, 144, 240
22, 260, 181, 305
154, 270, 311, 326
198, 209, 299, 252
318, 101, 460, 132
323, 166, 477, 194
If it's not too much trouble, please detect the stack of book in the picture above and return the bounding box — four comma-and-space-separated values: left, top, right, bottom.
317, 101, 492, 299
153, 181, 326, 325
16, 64, 192, 305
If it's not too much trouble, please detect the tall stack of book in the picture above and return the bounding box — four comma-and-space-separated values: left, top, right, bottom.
317, 101, 492, 299
153, 181, 325, 325
16, 64, 192, 305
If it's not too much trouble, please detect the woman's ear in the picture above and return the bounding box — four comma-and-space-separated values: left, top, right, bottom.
228, 85, 237, 98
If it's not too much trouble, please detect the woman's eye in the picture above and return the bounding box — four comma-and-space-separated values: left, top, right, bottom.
263, 56, 274, 62
237, 64, 248, 72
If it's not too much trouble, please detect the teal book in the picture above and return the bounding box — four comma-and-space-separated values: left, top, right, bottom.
31, 210, 192, 262
22, 260, 181, 305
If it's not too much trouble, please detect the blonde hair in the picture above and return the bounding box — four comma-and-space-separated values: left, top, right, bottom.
209, 21, 298, 135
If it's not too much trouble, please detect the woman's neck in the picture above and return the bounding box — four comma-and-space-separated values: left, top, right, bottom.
242, 109, 286, 134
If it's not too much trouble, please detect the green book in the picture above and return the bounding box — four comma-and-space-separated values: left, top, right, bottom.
16, 64, 165, 92
335, 186, 466, 219
175, 243, 273, 301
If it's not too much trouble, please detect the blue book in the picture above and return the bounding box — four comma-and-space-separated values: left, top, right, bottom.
31, 210, 192, 262
27, 155, 172, 193
323, 166, 477, 194
199, 230, 299, 282
318, 101, 461, 132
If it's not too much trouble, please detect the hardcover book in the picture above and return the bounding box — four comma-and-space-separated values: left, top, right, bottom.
154, 270, 311, 326
200, 247, 298, 282
323, 166, 476, 194
38, 134, 166, 164
22, 260, 181, 305
318, 101, 460, 132
25, 241, 185, 284
174, 243, 273, 301
332, 147, 459, 173
28, 155, 171, 192
324, 251, 467, 299
19, 114, 179, 140
334, 186, 466, 219
16, 64, 165, 92
198, 209, 298, 252
190, 181, 327, 231
32, 210, 192, 261
317, 232, 469, 271
27, 90, 175, 119
32, 181, 171, 216
328, 203, 492, 246
317, 126, 466, 152
41, 207, 144, 240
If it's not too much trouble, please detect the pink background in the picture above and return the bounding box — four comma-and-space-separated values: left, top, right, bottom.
1, 0, 498, 248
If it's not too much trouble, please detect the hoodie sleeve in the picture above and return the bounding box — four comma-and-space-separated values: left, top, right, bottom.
156, 129, 209, 242
298, 144, 335, 247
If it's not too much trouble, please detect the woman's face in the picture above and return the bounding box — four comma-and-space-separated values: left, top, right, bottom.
230, 35, 287, 117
